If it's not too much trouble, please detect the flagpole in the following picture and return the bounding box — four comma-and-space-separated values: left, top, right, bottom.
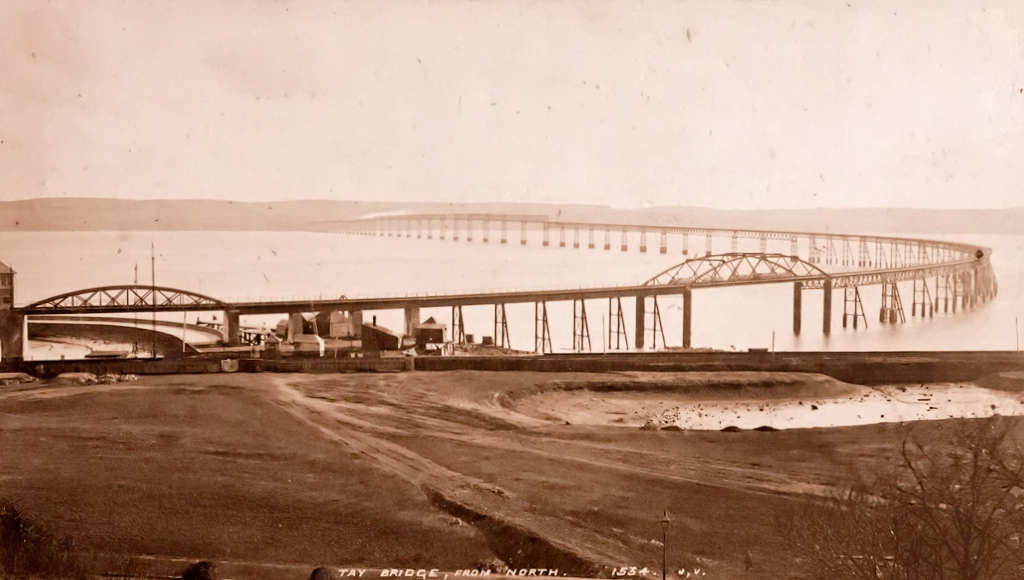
151, 243, 157, 359
133, 263, 139, 356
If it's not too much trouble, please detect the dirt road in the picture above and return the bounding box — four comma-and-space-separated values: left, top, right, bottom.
1, 370, 1016, 580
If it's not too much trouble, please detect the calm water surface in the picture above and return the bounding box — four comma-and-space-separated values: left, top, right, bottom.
4, 230, 1023, 354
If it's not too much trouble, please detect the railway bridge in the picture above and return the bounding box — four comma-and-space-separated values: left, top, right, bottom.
0, 214, 997, 361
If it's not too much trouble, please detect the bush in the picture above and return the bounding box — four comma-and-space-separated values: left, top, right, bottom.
784, 417, 1024, 580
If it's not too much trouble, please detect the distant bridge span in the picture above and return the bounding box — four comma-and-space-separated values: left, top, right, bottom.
1, 214, 998, 359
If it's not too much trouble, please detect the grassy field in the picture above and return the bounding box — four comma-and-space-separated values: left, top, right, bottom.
0, 371, 1015, 579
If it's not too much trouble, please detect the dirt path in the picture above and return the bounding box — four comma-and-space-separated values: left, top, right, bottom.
262, 373, 852, 577
273, 375, 835, 498
268, 376, 641, 575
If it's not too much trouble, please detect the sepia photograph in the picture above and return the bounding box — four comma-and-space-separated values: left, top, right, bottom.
1, 1, 1023, 579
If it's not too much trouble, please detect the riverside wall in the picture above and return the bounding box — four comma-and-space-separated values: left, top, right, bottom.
9, 351, 1024, 384
412, 351, 1024, 384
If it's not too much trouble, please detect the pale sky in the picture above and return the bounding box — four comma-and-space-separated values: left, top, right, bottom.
1, 0, 1022, 209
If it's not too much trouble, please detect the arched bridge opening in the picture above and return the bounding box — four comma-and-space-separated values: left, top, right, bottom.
22, 285, 227, 314
644, 253, 831, 287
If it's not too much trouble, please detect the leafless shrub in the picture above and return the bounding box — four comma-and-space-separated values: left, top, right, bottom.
784, 417, 1024, 580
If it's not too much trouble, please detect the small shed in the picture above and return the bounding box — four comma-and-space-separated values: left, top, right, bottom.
362, 320, 402, 352
415, 317, 446, 347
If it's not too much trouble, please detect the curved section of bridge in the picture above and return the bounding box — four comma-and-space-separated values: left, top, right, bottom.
337, 212, 997, 300
332, 213, 997, 350
3, 213, 997, 358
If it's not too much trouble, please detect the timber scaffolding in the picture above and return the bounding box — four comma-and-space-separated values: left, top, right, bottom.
0, 213, 997, 362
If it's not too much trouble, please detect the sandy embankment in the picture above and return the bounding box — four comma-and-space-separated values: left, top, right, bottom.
508, 372, 1024, 430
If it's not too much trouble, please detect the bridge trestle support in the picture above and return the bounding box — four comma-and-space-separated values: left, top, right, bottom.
682, 288, 692, 349
843, 286, 868, 329
0, 310, 25, 363
223, 309, 241, 346
793, 282, 802, 335
634, 295, 645, 349
534, 302, 552, 354
645, 295, 665, 350
572, 299, 591, 352
451, 306, 466, 345
823, 279, 833, 335
494, 304, 510, 349
608, 297, 629, 350
404, 307, 420, 337
880, 281, 906, 324
912, 278, 934, 318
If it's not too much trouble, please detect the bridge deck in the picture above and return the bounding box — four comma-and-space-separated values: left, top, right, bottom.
12, 215, 995, 316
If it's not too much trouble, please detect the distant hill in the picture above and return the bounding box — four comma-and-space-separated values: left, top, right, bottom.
0, 198, 1020, 236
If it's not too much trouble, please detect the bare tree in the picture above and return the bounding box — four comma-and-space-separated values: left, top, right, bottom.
784, 417, 1024, 580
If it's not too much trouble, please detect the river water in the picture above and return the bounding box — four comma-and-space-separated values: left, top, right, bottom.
3, 230, 1022, 357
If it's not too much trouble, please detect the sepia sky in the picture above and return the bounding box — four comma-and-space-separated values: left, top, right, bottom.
1, 0, 1022, 209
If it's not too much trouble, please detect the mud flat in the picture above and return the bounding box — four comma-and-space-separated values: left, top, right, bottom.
2, 370, 1022, 580
508, 372, 1024, 430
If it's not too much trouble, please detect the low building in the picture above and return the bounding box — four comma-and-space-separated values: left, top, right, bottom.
415, 317, 446, 347
362, 321, 401, 352
0, 261, 13, 309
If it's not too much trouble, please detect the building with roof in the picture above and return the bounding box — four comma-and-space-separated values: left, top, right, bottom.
0, 261, 13, 309
415, 317, 446, 347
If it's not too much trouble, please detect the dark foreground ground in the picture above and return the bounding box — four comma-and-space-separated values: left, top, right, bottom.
0, 371, 1020, 580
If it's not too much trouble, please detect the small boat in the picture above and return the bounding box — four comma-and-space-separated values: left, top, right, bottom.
85, 349, 131, 359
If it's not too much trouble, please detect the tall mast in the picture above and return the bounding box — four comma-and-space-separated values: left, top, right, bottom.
133, 263, 138, 355
151, 243, 157, 358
